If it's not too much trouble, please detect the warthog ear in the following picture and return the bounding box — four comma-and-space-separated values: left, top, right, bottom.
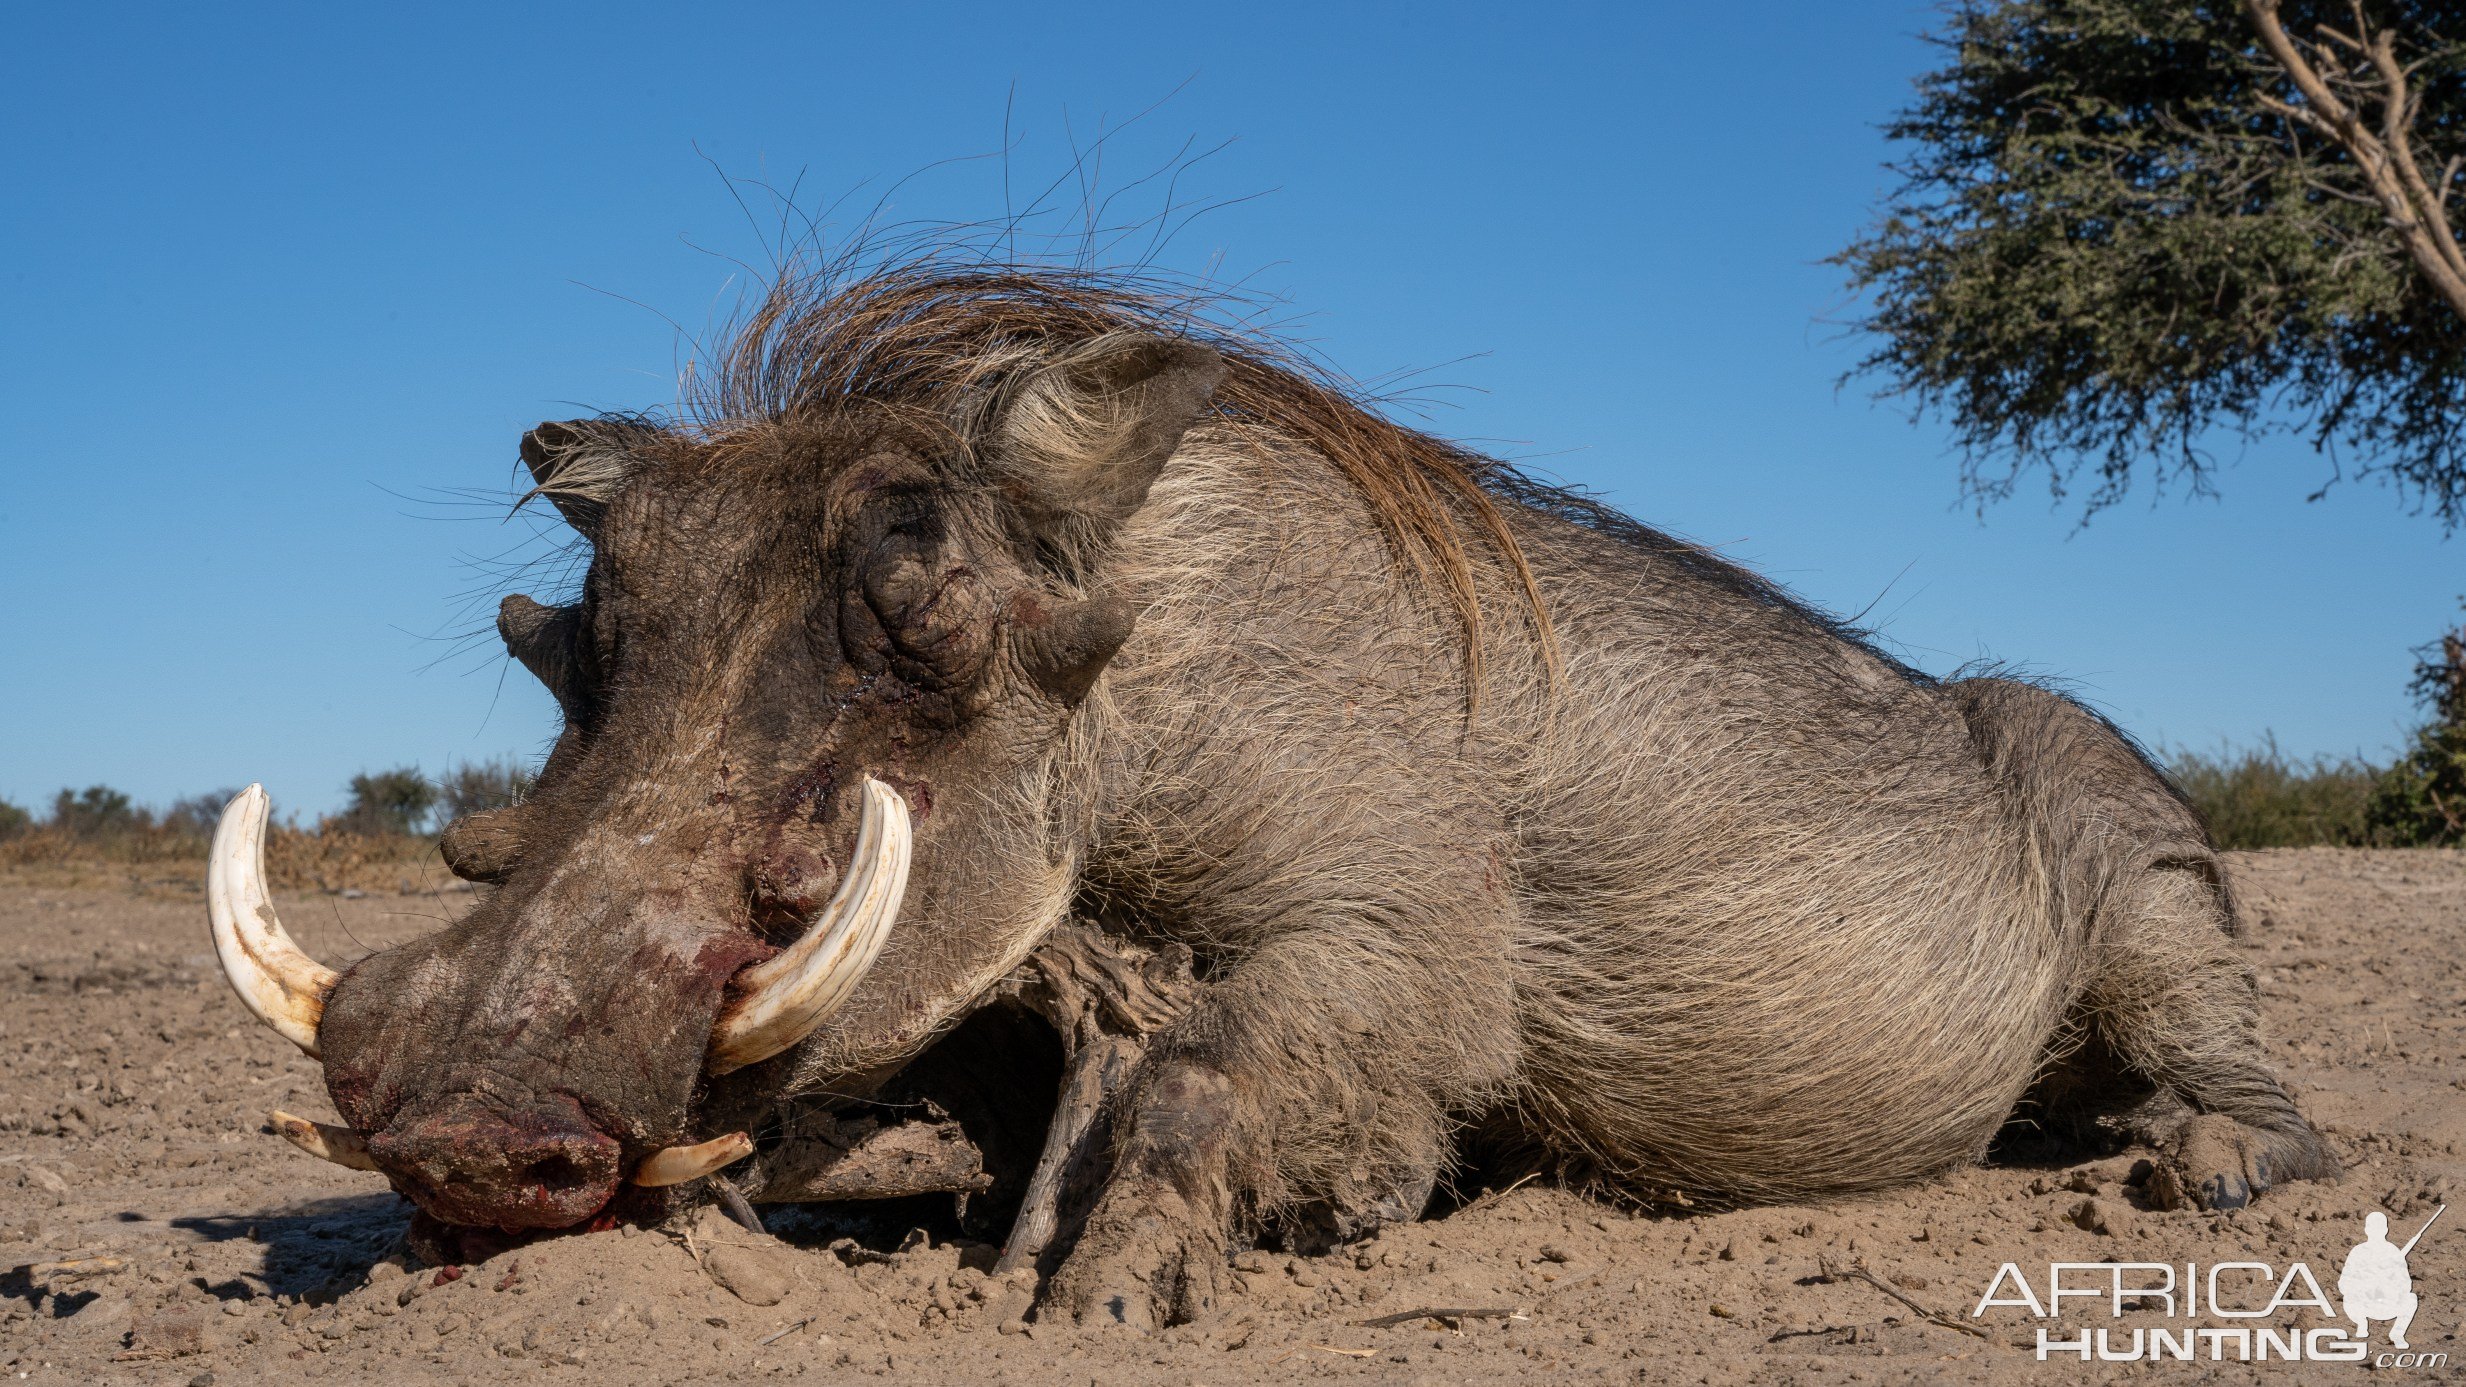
993, 336, 1225, 534
499, 593, 583, 717
519, 418, 655, 540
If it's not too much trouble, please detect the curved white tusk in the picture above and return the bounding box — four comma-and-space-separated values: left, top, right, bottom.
208, 785, 338, 1057
707, 777, 911, 1075
631, 1131, 755, 1187
268, 1109, 379, 1172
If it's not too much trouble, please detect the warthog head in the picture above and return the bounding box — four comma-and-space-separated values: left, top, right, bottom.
209, 312, 1224, 1236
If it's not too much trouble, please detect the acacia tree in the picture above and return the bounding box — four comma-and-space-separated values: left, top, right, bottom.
1834, 0, 2466, 523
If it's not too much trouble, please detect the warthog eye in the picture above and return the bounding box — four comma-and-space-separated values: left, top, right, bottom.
842, 519, 995, 693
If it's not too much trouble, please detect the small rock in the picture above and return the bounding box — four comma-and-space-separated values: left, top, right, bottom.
2071, 1197, 2137, 1237
433, 1313, 466, 1337
704, 1244, 791, 1307
188, 1375, 216, 1387
1290, 1267, 1320, 1288
1709, 1302, 1736, 1319
1230, 1250, 1274, 1274
21, 1167, 65, 1196
1536, 1244, 1572, 1264
127, 1307, 206, 1358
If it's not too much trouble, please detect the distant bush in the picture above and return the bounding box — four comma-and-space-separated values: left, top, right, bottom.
2169, 738, 2381, 850
0, 801, 29, 840
50, 785, 147, 838
162, 789, 242, 838
333, 767, 438, 837
434, 757, 537, 824
2363, 616, 2466, 848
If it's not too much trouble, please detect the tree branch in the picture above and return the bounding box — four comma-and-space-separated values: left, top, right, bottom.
2362, 24, 2466, 281
2244, 0, 2466, 318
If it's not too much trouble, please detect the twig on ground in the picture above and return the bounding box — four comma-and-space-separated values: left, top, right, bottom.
1352, 1305, 1524, 1329
1817, 1255, 1991, 1340
21, 1256, 122, 1280
756, 1316, 815, 1347
1457, 1171, 1541, 1216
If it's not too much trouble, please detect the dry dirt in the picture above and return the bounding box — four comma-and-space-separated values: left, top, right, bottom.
3, 849, 2460, 1384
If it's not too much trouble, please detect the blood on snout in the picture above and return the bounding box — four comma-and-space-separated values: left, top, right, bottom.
367, 1094, 622, 1232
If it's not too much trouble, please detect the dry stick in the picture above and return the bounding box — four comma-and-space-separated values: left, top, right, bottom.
22, 1256, 122, 1280
1352, 1306, 1522, 1329
1817, 1256, 1991, 1341
712, 1175, 766, 1235
756, 1317, 815, 1347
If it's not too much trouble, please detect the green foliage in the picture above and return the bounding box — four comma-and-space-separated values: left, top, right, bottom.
434, 757, 538, 824
50, 785, 146, 838
2169, 737, 2380, 848
1834, 1, 2466, 524
2364, 614, 2466, 844
0, 801, 29, 840
336, 767, 439, 837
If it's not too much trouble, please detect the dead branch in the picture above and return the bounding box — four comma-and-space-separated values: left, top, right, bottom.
753, 1114, 992, 1203
992, 922, 1198, 1275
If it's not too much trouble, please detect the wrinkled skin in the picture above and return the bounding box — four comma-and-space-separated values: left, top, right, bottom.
324, 343, 1215, 1243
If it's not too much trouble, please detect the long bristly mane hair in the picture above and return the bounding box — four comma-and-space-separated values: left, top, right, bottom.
654, 249, 1905, 696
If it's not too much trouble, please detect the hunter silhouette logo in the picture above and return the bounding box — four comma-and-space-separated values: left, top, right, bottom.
2341, 1206, 2441, 1350
1973, 1203, 2447, 1367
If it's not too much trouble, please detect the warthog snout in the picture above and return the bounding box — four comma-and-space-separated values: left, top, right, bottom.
208, 780, 907, 1230
365, 1094, 624, 1230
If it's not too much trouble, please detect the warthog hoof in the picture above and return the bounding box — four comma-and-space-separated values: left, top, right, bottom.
1042, 1178, 1224, 1331
2147, 1113, 2339, 1211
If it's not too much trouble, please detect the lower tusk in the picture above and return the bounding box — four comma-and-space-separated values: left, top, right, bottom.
208, 785, 338, 1057
268, 1109, 379, 1172
631, 1131, 754, 1187
707, 777, 911, 1075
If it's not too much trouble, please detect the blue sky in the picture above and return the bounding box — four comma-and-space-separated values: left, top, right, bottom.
3, 3, 2456, 819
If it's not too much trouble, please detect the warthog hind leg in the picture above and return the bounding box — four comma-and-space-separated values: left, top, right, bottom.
2076, 863, 2340, 1210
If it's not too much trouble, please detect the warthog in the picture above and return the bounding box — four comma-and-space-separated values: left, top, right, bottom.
208, 261, 2336, 1327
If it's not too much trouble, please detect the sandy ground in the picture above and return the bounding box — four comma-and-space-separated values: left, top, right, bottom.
2, 848, 2460, 1384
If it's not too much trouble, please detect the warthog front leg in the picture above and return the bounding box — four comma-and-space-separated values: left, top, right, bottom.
1040, 923, 1517, 1330
1044, 1062, 1239, 1330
